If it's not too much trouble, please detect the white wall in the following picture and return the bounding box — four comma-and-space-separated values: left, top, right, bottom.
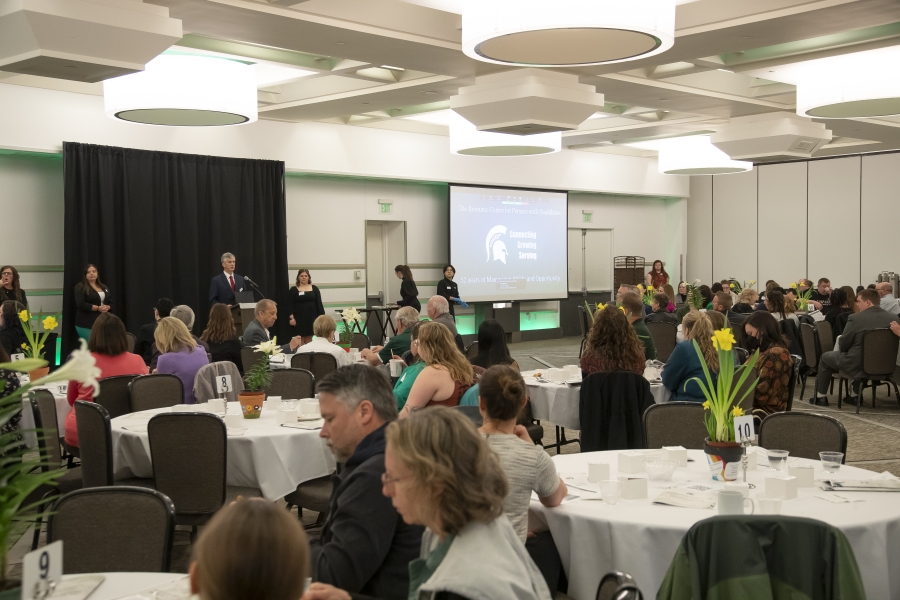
688, 152, 900, 288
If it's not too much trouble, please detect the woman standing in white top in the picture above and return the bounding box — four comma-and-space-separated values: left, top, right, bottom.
74, 263, 112, 341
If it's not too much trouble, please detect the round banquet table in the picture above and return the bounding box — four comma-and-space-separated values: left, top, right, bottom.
521, 369, 672, 431
111, 404, 335, 501
529, 449, 900, 600
58, 572, 186, 600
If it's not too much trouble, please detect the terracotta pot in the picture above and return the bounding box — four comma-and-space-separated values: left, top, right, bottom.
238, 391, 265, 419
704, 438, 744, 482
28, 366, 50, 382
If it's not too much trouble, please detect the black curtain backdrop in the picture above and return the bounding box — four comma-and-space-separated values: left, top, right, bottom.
62, 142, 288, 356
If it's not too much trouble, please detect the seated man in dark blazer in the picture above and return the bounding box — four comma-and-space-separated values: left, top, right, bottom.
209, 252, 246, 307
243, 299, 302, 354
134, 297, 174, 365
645, 292, 677, 325
712, 292, 746, 328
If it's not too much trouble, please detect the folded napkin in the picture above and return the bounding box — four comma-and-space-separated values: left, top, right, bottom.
653, 488, 717, 509
46, 574, 106, 600
817, 474, 900, 492
282, 420, 324, 430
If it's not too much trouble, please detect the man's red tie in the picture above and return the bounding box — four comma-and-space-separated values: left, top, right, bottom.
229, 275, 235, 293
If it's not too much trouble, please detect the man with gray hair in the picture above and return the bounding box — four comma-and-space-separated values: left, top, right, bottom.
426, 295, 464, 351
208, 251, 247, 306
875, 281, 900, 314
243, 299, 301, 353
149, 304, 211, 371
361, 306, 419, 365
616, 283, 640, 304
311, 364, 423, 599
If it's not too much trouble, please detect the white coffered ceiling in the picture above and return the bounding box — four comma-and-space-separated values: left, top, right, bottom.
3, 0, 900, 160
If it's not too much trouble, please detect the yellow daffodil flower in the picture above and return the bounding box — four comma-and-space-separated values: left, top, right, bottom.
732, 406, 744, 417
42, 316, 59, 331
597, 303, 606, 311
18, 309, 29, 322
21, 342, 28, 350
637, 284, 644, 291
618, 306, 627, 314
702, 400, 710, 410
729, 282, 735, 288
790, 282, 798, 289
648, 285, 654, 291
711, 328, 735, 352
749, 279, 755, 285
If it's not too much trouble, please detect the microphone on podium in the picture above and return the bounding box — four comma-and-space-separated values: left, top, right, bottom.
244, 276, 266, 299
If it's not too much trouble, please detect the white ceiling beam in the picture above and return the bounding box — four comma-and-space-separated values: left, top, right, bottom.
598, 73, 795, 110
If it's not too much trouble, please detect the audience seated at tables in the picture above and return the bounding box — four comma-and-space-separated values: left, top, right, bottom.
661, 312, 719, 403
312, 365, 423, 600
148, 305, 210, 371
65, 313, 147, 448
742, 312, 792, 415
243, 299, 302, 354
733, 288, 758, 314
362, 306, 418, 366
154, 316, 209, 404
477, 365, 566, 541
134, 297, 174, 364
712, 292, 745, 328
798, 278, 812, 295
190, 499, 310, 600
663, 284, 677, 311
620, 292, 656, 361
426, 296, 462, 348
875, 282, 900, 315
811, 288, 900, 407
393, 322, 424, 410
699, 285, 714, 310
645, 292, 677, 325
200, 303, 244, 374
400, 322, 474, 417
470, 319, 520, 372
294, 315, 353, 367
841, 285, 859, 314
808, 278, 832, 312
824, 287, 853, 335
0, 299, 27, 357
580, 305, 646, 376
765, 290, 799, 325
675, 282, 688, 304
616, 283, 639, 304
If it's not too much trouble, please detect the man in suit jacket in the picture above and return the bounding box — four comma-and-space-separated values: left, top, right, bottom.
243, 299, 302, 354
209, 252, 247, 307
712, 292, 746, 329
812, 288, 900, 406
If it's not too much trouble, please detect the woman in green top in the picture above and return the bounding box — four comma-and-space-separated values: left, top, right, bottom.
393, 322, 424, 410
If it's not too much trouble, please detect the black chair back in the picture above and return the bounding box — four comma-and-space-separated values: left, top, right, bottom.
129, 374, 184, 412
834, 312, 851, 337
579, 371, 654, 452
731, 368, 758, 410
597, 571, 643, 600
646, 322, 677, 363
291, 352, 338, 383
799, 323, 820, 370
861, 328, 899, 377
465, 341, 479, 359
48, 487, 175, 573
779, 319, 804, 360
93, 374, 138, 419
74, 400, 113, 487
351, 333, 370, 350
815, 320, 834, 353
758, 412, 847, 461
642, 402, 707, 449
264, 368, 315, 399
30, 390, 63, 468
240, 347, 265, 375
125, 332, 137, 354
148, 413, 226, 519
787, 354, 802, 411
733, 347, 749, 366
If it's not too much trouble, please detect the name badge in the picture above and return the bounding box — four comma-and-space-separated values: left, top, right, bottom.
298, 292, 304, 296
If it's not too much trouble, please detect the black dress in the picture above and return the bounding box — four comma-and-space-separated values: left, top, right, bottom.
436, 278, 459, 317
398, 279, 420, 312
0, 287, 27, 308
289, 286, 325, 337
74, 284, 113, 329
207, 336, 244, 375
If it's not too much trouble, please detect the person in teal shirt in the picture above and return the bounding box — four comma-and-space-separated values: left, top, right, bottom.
393, 322, 425, 409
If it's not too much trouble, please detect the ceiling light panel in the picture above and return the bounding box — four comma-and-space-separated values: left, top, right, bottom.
450, 111, 561, 156
658, 135, 753, 175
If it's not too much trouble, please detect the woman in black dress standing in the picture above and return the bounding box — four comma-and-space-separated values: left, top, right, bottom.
288, 269, 324, 346
436, 264, 459, 319
74, 263, 112, 341
394, 265, 420, 312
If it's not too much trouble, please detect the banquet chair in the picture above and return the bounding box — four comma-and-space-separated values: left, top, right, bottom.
815, 320, 834, 353
786, 354, 802, 411
733, 347, 749, 365
48, 487, 175, 573
730, 368, 758, 411
284, 475, 333, 527
596, 571, 643, 600
757, 412, 847, 462
351, 333, 370, 350
642, 402, 707, 450
193, 361, 244, 404
465, 341, 479, 359
93, 374, 140, 419
265, 368, 315, 399
148, 413, 261, 537
839, 328, 900, 414
834, 312, 851, 337
240, 347, 265, 376
129, 374, 184, 412
579, 371, 654, 452
646, 322, 677, 362
520, 399, 544, 446
74, 400, 155, 489
125, 332, 137, 353
291, 352, 338, 383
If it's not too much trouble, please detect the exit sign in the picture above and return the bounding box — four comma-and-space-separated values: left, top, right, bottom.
583, 212, 592, 223
379, 202, 392, 214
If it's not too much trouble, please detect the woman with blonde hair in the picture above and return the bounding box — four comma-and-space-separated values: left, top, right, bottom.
579, 305, 645, 376
155, 316, 208, 404
734, 288, 758, 314
400, 321, 473, 417
191, 499, 310, 600
661, 312, 720, 402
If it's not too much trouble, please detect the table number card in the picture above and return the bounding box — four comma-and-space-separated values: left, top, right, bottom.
11, 353, 25, 362
734, 415, 755, 443
22, 541, 62, 600
216, 375, 233, 394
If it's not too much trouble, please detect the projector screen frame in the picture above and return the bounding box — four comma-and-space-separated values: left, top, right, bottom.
447, 182, 570, 304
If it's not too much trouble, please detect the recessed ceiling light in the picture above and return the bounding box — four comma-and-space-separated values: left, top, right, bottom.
380, 65, 406, 71
362, 102, 370, 105
449, 111, 561, 156
658, 135, 753, 175
336, 42, 346, 45
422, 90, 440, 95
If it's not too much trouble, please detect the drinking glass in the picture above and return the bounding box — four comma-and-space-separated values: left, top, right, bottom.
820, 451, 843, 473
599, 480, 622, 505
767, 449, 789, 471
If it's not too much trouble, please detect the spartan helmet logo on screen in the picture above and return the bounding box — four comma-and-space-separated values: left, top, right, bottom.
486, 225, 509, 264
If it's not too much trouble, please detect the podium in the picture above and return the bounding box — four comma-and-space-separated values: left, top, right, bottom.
231, 303, 257, 336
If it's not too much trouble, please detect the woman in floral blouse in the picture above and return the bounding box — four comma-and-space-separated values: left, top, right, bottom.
0, 343, 22, 449
742, 312, 793, 414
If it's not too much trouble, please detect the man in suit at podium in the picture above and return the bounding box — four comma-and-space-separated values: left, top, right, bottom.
209, 252, 246, 306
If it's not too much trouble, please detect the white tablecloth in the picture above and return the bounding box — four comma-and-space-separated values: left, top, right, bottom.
18, 385, 70, 449
59, 572, 186, 600
522, 370, 671, 430
530, 450, 900, 600
111, 404, 335, 501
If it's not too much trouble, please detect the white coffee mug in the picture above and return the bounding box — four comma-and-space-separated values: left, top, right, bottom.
207, 399, 226, 414
389, 359, 404, 377
277, 408, 298, 424
724, 482, 751, 499
587, 461, 610, 483
267, 397, 283, 411
224, 413, 243, 428
349, 350, 361, 362
717, 490, 755, 515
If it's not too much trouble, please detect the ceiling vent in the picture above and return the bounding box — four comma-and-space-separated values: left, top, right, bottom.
449, 69, 605, 135
710, 113, 832, 161
0, 0, 182, 83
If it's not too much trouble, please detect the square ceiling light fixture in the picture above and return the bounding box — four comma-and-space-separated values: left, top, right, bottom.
449, 111, 561, 156
658, 136, 752, 175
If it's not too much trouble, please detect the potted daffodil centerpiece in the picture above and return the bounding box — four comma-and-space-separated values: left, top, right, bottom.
16, 309, 60, 380
239, 339, 281, 418
689, 327, 760, 481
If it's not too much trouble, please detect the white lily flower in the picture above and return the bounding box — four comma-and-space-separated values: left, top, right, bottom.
342, 307, 361, 323
693, 279, 702, 286
34, 339, 102, 395
253, 339, 282, 356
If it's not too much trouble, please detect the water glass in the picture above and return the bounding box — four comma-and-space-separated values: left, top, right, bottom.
599, 480, 622, 505
767, 449, 789, 471
820, 451, 844, 473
